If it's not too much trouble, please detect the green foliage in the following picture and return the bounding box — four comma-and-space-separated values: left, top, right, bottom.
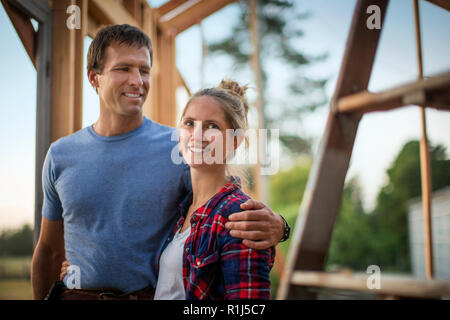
0, 225, 34, 257
367, 140, 450, 272
269, 159, 311, 209
326, 140, 450, 273
269, 159, 312, 255
326, 179, 374, 271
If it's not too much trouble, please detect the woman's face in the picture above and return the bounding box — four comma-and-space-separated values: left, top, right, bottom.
179, 96, 236, 169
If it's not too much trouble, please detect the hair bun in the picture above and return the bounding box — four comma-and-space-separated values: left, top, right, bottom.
217, 79, 249, 115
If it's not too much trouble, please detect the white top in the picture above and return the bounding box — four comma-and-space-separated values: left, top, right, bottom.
154, 226, 191, 300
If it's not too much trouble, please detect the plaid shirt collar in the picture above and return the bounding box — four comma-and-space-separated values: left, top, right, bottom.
176, 176, 242, 228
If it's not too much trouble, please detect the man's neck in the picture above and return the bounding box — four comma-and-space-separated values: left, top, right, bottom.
93, 112, 144, 137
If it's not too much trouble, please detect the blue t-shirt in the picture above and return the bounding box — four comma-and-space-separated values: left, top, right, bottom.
42, 117, 191, 293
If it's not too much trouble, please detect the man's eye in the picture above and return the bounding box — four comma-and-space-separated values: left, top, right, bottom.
116, 67, 128, 72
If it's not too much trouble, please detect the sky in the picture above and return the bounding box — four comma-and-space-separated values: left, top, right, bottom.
0, 0, 449, 230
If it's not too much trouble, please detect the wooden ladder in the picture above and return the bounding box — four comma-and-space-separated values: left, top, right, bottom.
277, 0, 450, 300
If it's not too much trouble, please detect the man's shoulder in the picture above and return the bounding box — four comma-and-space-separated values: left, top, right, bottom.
50, 127, 90, 153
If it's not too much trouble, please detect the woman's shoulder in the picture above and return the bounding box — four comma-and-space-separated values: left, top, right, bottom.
214, 187, 251, 219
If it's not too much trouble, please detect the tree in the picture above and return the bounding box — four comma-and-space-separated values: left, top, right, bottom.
326, 178, 374, 271
326, 140, 450, 273
0, 224, 33, 256
368, 140, 450, 272
208, 0, 328, 155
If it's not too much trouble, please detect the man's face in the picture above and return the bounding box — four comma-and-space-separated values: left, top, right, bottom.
93, 42, 151, 117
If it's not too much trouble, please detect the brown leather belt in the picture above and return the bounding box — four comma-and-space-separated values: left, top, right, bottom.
59, 286, 155, 300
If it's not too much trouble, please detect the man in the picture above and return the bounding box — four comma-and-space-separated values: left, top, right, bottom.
31, 24, 289, 300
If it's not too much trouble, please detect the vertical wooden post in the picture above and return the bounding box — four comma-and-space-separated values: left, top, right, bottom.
142, 3, 159, 120
51, 0, 82, 141
413, 0, 434, 279
155, 32, 177, 126
34, 5, 52, 246
74, 0, 87, 131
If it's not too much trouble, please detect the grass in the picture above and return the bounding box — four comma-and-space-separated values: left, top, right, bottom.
0, 279, 32, 300
0, 256, 32, 299
0, 256, 31, 279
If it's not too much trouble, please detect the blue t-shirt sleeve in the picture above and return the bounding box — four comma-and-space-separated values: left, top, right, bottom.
42, 146, 63, 221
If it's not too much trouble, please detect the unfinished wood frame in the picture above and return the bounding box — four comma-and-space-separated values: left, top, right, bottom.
278, 0, 450, 299
2, 0, 53, 245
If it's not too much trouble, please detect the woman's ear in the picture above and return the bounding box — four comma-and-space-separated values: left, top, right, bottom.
234, 134, 244, 151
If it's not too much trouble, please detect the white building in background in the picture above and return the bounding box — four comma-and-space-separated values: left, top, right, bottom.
408, 187, 450, 280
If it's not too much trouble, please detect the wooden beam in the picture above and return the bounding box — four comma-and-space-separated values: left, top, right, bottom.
291, 271, 450, 299
141, 3, 158, 119
336, 71, 450, 114
154, 33, 177, 126
278, 0, 389, 300
89, 0, 140, 27
87, 12, 101, 38
74, 0, 87, 133
155, 0, 189, 18
51, 0, 82, 141
425, 0, 450, 11
9, 0, 49, 22
33, 1, 52, 247
177, 70, 191, 96
2, 0, 37, 68
158, 0, 236, 35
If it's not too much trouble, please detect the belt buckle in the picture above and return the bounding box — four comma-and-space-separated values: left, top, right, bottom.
97, 291, 122, 300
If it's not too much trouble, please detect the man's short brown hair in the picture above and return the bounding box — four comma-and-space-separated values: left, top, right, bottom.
87, 24, 152, 73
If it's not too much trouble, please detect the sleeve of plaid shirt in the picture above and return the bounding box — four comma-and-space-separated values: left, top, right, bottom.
219, 200, 275, 300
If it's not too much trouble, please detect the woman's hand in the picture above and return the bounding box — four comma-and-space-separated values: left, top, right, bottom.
225, 199, 286, 250
60, 260, 70, 280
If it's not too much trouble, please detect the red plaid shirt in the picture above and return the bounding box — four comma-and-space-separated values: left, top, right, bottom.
161, 178, 275, 300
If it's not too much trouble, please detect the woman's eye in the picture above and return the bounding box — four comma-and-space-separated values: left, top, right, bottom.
184, 120, 193, 126
207, 124, 219, 130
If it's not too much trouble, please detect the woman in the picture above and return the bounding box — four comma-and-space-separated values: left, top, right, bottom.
62, 79, 275, 300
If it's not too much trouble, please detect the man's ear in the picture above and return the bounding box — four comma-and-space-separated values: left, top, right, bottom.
87, 69, 99, 93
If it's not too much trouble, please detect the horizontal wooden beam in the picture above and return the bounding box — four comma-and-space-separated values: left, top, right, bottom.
2, 0, 37, 68
89, 0, 140, 27
155, 0, 189, 18
291, 271, 450, 299
158, 0, 236, 35
425, 0, 450, 12
336, 71, 450, 114
8, 0, 49, 22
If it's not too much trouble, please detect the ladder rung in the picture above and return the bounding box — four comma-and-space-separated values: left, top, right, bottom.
291, 271, 450, 299
336, 71, 450, 114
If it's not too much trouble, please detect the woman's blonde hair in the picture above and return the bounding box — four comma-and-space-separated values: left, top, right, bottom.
181, 79, 249, 134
